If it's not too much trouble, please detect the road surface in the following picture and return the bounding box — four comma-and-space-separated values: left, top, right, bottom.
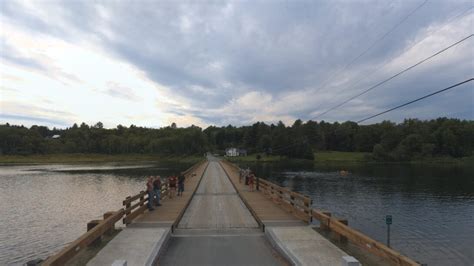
159, 158, 286, 265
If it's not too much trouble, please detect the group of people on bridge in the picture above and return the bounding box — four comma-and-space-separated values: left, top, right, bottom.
239, 167, 256, 192
145, 173, 186, 211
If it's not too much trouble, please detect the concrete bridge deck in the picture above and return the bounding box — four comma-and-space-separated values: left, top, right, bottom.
88, 157, 353, 266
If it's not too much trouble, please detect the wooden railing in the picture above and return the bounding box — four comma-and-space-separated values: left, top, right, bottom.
42, 210, 124, 266
312, 210, 419, 266
122, 160, 204, 224
223, 159, 419, 266
122, 182, 168, 224
258, 178, 312, 223
221, 160, 313, 223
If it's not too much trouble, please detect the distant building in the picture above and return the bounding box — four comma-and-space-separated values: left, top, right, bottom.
225, 148, 247, 157
51, 134, 61, 139
225, 147, 239, 157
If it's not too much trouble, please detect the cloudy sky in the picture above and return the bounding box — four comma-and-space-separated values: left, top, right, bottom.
1, 0, 473, 128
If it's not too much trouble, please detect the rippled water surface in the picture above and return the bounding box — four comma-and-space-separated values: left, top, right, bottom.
236, 160, 474, 266
0, 161, 194, 265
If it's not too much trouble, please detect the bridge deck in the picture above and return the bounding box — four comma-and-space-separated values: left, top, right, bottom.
89, 158, 352, 266
220, 161, 305, 226
159, 159, 286, 265
130, 161, 209, 227
178, 160, 258, 229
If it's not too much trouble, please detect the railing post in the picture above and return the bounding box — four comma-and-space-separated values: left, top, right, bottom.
103, 211, 115, 235
123, 196, 131, 225
125, 196, 131, 215
87, 220, 102, 246
338, 219, 349, 244
306, 198, 313, 223
139, 191, 145, 206
321, 212, 331, 230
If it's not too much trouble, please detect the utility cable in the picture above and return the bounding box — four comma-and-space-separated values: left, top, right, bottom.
310, 0, 429, 95
312, 6, 473, 119
356, 78, 473, 123
313, 33, 474, 119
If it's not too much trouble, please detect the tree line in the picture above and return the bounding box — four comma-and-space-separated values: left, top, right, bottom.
1, 117, 473, 161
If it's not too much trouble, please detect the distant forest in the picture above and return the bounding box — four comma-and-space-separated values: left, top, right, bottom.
1, 118, 473, 161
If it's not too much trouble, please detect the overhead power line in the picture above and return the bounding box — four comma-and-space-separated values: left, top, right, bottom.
313, 33, 474, 119
356, 78, 473, 124
311, 6, 473, 119
311, 0, 429, 95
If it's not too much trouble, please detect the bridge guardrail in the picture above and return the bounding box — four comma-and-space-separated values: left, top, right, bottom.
258, 179, 312, 223
42, 209, 124, 266
312, 210, 419, 266
122, 160, 204, 225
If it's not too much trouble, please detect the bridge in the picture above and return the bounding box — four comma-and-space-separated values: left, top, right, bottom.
41, 157, 419, 266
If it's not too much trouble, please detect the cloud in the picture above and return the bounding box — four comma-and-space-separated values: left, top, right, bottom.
0, 114, 70, 127
0, 39, 46, 71
1, 0, 473, 128
103, 82, 141, 101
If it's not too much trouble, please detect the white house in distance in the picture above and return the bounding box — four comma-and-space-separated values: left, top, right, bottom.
225, 148, 247, 157
226, 147, 239, 157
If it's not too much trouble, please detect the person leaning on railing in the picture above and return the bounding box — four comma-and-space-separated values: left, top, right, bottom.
146, 177, 155, 211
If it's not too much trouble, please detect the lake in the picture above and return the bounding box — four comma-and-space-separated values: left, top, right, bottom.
235, 160, 474, 266
1, 160, 473, 265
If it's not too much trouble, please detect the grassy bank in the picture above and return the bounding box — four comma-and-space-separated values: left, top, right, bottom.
226, 151, 473, 165
227, 151, 370, 163
226, 153, 283, 162
314, 151, 371, 163
0, 153, 203, 164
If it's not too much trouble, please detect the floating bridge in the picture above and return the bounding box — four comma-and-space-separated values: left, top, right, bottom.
42, 156, 419, 266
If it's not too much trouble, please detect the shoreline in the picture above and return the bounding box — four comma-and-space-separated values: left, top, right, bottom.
0, 153, 203, 165
227, 151, 474, 165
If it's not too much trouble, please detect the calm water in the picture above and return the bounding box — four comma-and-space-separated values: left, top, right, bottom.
236, 160, 474, 266
0, 161, 193, 265
1, 161, 473, 265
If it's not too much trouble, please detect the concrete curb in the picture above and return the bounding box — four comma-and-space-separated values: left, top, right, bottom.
264, 227, 301, 266
146, 228, 171, 266
87, 228, 171, 266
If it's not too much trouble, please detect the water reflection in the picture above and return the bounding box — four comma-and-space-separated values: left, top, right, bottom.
0, 162, 194, 265
237, 160, 474, 266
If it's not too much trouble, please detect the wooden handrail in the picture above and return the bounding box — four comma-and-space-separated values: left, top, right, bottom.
42, 209, 124, 266
312, 210, 419, 266
122, 160, 205, 224
220, 160, 313, 223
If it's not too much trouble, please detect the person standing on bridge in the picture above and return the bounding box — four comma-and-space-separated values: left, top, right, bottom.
245, 167, 250, 185
168, 175, 177, 198
178, 172, 185, 196
248, 171, 255, 192
146, 177, 155, 211
153, 176, 162, 206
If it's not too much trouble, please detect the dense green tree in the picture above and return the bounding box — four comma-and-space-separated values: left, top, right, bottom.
0, 118, 472, 161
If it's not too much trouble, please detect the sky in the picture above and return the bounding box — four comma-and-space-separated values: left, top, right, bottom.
1, 0, 473, 129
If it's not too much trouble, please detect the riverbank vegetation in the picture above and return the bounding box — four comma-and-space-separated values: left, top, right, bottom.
228, 151, 473, 165
1, 117, 472, 162
0, 154, 203, 164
